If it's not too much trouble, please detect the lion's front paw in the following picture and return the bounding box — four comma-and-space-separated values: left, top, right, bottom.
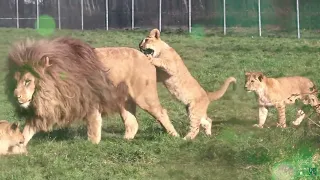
253, 124, 263, 128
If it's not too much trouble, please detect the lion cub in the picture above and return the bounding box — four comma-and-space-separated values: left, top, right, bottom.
245, 72, 319, 128
0, 120, 27, 155
139, 28, 236, 140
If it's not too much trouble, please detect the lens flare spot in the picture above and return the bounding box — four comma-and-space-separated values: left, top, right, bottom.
191, 24, 205, 40
35, 15, 56, 36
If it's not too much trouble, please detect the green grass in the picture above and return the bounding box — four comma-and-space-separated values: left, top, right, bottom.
0, 27, 319, 180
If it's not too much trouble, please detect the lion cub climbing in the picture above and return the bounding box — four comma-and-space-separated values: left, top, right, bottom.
139, 28, 236, 140
0, 120, 27, 155
244, 72, 320, 128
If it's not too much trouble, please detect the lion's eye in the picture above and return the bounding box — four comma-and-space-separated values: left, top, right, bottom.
251, 80, 254, 82
24, 80, 31, 85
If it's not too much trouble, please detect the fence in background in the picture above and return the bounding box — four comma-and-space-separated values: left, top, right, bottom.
1, 0, 320, 38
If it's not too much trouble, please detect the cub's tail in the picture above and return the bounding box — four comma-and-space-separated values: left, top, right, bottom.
207, 77, 237, 101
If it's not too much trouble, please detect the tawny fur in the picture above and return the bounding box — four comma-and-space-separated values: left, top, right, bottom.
6, 37, 179, 148
0, 120, 27, 155
94, 47, 179, 138
139, 29, 237, 140
244, 71, 320, 128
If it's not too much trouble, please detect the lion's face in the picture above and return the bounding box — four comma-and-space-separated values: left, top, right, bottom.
13, 72, 36, 109
244, 72, 265, 92
139, 28, 167, 57
1, 122, 24, 146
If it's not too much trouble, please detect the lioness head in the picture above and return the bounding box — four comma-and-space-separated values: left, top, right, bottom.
13, 71, 36, 109
0, 121, 24, 146
139, 28, 169, 57
244, 72, 266, 92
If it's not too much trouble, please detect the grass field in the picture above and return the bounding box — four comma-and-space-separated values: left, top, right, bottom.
0, 27, 319, 180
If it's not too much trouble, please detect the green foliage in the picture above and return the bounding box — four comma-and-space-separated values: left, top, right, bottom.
0, 28, 319, 179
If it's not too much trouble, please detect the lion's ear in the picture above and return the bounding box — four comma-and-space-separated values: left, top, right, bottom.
258, 74, 264, 82
14, 72, 20, 80
149, 29, 160, 39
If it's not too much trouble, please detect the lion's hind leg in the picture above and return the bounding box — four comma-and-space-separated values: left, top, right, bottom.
135, 96, 179, 138
120, 99, 139, 140
292, 93, 319, 126
292, 109, 306, 126
184, 99, 209, 140
86, 109, 102, 144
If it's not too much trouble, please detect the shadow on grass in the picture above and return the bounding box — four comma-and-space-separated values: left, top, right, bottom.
31, 123, 171, 142
30, 117, 259, 143
213, 117, 253, 126
32, 127, 88, 142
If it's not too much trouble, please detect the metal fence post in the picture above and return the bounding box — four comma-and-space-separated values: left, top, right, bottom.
296, 0, 300, 39
159, 0, 161, 31
58, 0, 61, 29
258, 0, 261, 37
188, 0, 191, 33
36, 0, 39, 29
223, 0, 226, 35
132, 0, 134, 30
16, 0, 19, 28
105, 0, 108, 30
81, 0, 84, 30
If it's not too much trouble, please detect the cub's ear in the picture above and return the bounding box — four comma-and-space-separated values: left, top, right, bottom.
42, 56, 52, 68
10, 122, 19, 131
149, 29, 160, 39
258, 74, 264, 82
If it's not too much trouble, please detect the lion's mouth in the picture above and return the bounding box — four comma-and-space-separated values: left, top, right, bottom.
245, 87, 252, 92
18, 100, 31, 108
140, 48, 154, 56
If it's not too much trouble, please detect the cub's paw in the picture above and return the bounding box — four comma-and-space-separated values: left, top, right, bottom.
292, 121, 301, 127
276, 123, 287, 128
9, 145, 28, 155
253, 124, 263, 128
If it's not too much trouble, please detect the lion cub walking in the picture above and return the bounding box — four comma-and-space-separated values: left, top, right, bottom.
139, 29, 236, 140
245, 72, 320, 128
0, 120, 26, 155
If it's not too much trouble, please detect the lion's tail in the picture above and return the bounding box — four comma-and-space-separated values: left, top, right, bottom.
207, 77, 237, 101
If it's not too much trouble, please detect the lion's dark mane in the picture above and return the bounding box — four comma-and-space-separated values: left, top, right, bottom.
5, 37, 127, 131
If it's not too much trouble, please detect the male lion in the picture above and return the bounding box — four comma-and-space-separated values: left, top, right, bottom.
0, 120, 26, 155
6, 37, 179, 148
244, 71, 320, 128
139, 29, 237, 140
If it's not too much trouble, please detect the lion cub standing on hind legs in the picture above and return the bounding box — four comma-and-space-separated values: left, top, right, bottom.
139, 29, 237, 140
244, 71, 320, 128
0, 120, 27, 155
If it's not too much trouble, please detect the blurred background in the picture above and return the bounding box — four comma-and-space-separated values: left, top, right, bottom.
0, 0, 320, 37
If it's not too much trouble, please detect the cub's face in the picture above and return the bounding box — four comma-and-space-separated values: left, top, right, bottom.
1, 122, 24, 147
139, 28, 165, 57
13, 72, 36, 109
244, 72, 265, 92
